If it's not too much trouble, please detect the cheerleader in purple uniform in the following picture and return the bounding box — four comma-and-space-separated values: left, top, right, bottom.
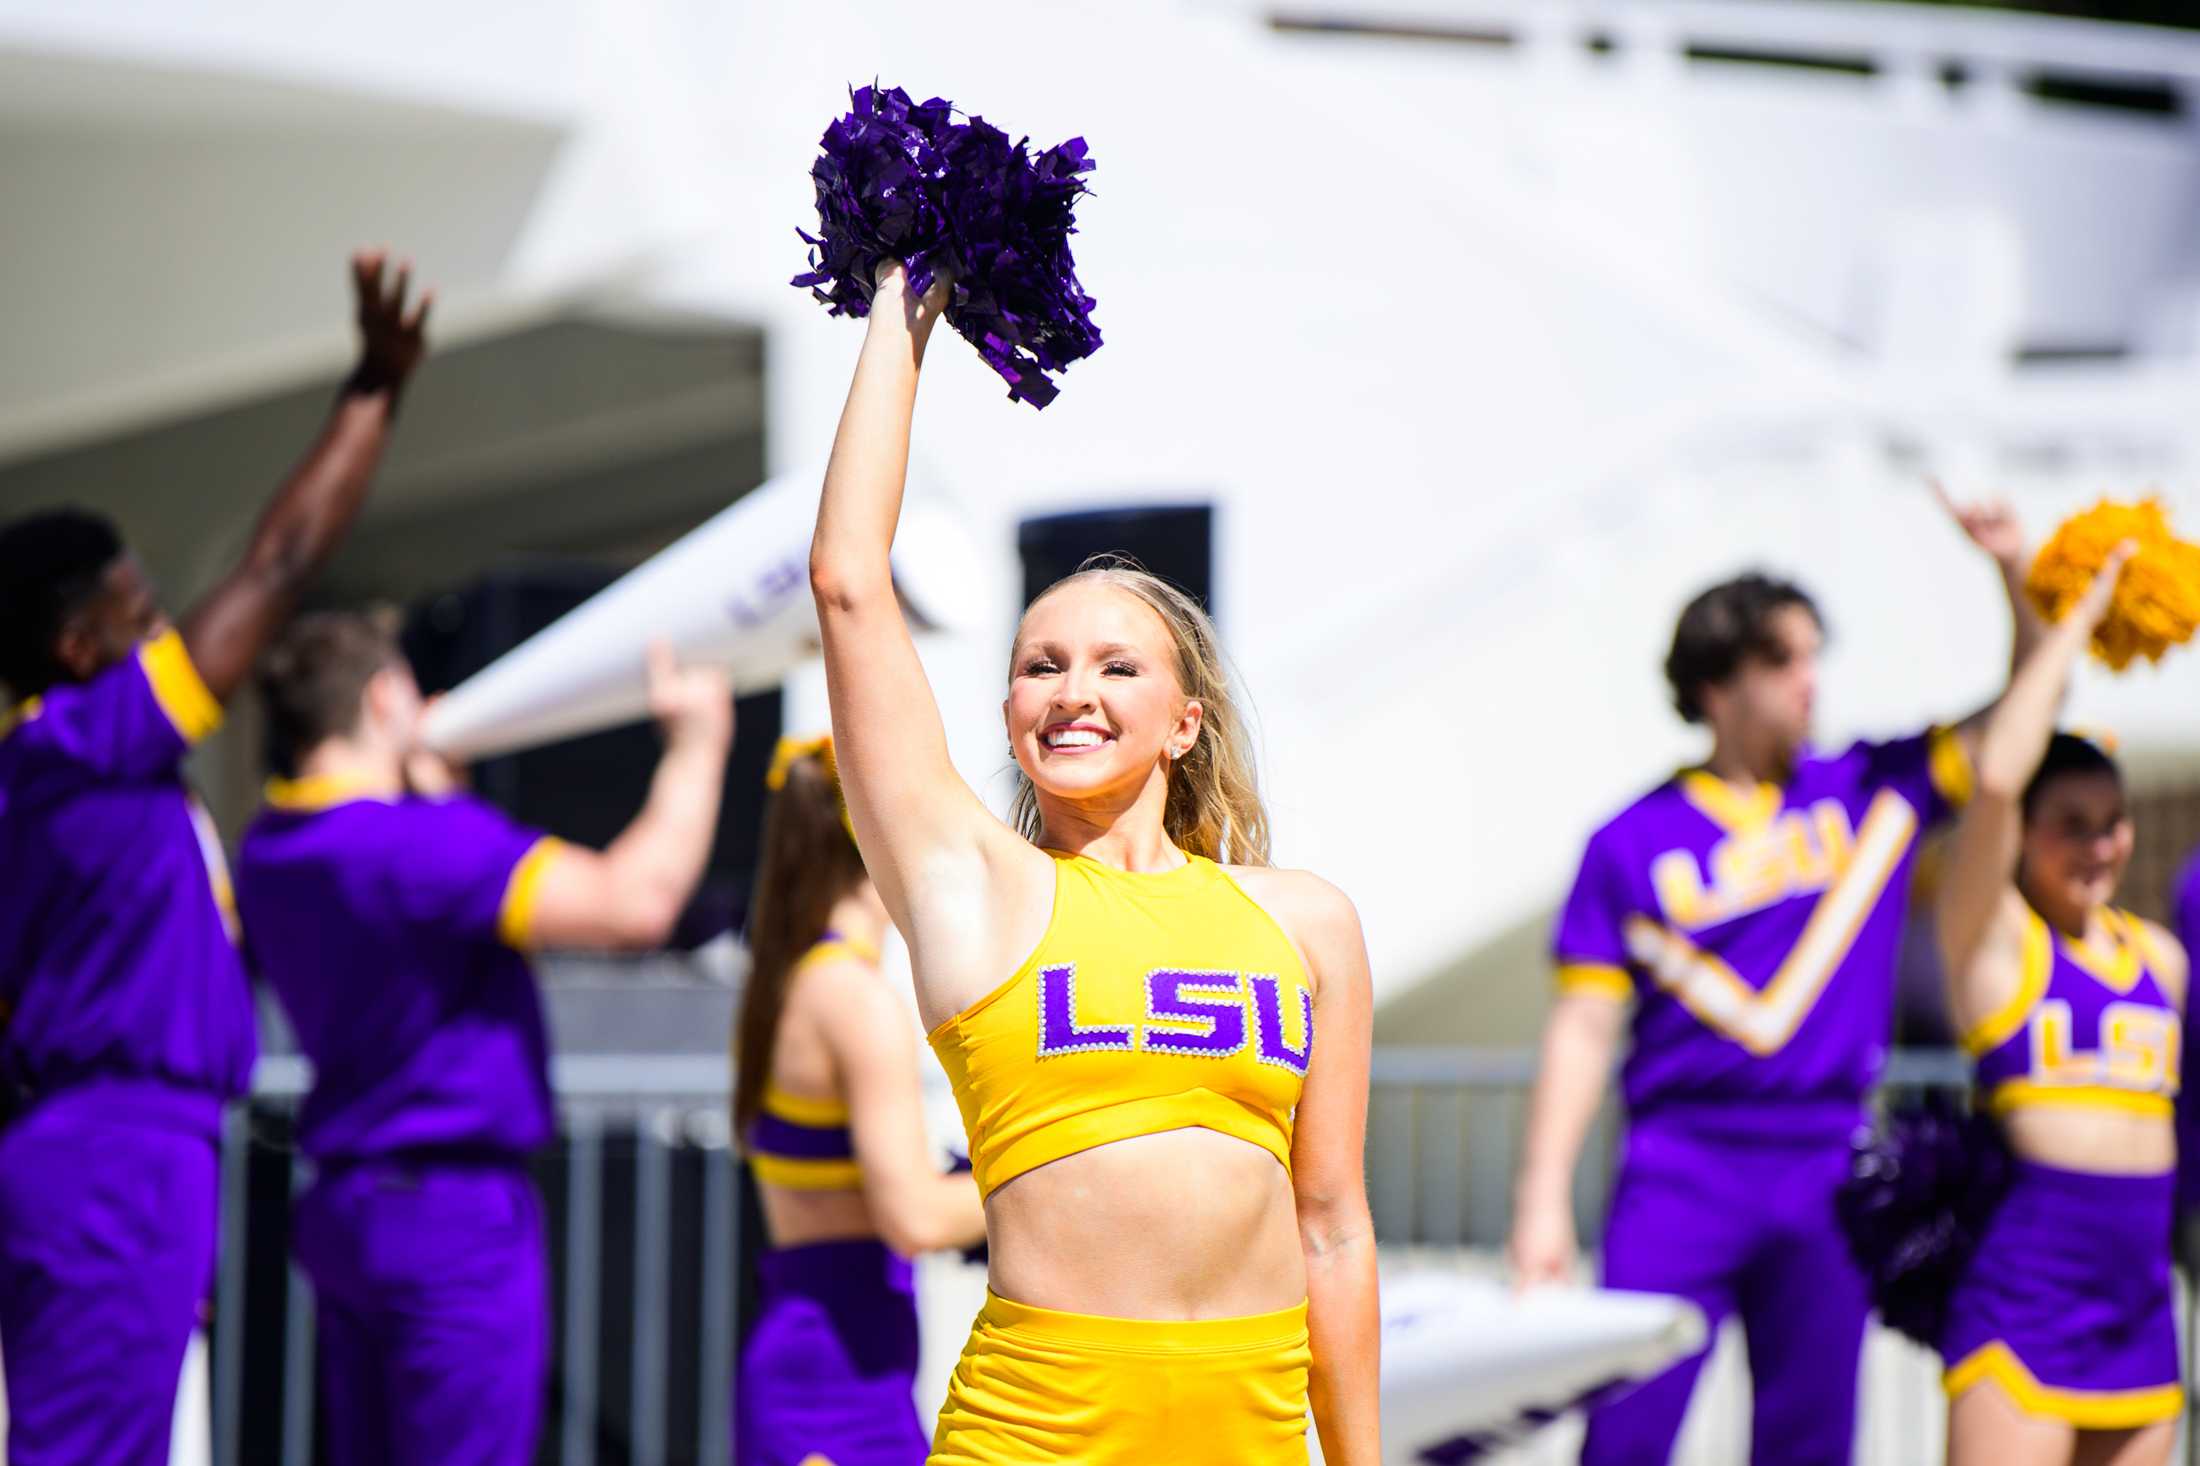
1938, 544, 2188, 1465
238, 618, 732, 1466
732, 735, 986, 1466
2173, 849, 2200, 1239
0, 251, 426, 1466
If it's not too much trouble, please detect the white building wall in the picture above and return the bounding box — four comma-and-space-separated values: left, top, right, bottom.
2, 0, 2197, 1010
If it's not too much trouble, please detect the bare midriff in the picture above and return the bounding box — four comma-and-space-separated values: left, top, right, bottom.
983, 1127, 1306, 1319
2000, 1106, 2175, 1177
758, 1182, 881, 1250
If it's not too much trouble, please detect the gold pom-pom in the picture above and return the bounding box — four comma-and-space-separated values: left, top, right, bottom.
2025, 497, 2200, 670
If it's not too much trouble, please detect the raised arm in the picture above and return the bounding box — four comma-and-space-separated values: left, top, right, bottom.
523, 646, 734, 951
1284, 876, 1380, 1466
807, 263, 1029, 973
1938, 544, 2133, 988
821, 966, 987, 1256
181, 252, 430, 701
1932, 482, 2046, 764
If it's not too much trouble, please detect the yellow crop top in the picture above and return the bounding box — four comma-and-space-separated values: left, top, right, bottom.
928, 850, 1316, 1199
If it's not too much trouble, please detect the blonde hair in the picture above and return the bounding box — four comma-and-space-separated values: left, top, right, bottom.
1008, 557, 1271, 866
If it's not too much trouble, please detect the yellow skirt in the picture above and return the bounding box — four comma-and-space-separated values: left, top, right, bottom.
928, 1291, 1312, 1465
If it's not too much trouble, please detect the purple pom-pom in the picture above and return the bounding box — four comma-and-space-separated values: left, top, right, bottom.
793, 84, 1102, 409
1835, 1098, 2012, 1347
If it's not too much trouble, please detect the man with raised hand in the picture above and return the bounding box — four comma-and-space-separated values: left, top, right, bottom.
1509, 492, 2040, 1465
0, 251, 429, 1466
237, 612, 731, 1466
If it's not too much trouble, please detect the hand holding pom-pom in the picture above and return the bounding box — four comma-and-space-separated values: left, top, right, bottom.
2072, 539, 2141, 635
2026, 498, 2200, 670
793, 84, 1102, 409
870, 258, 952, 341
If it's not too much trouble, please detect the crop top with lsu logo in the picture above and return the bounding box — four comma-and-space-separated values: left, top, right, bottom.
1966, 906, 2182, 1121
928, 850, 1317, 1199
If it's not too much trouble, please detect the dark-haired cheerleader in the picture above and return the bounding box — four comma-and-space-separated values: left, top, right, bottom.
2176, 850, 2200, 1256
1938, 545, 2187, 1466
732, 735, 985, 1466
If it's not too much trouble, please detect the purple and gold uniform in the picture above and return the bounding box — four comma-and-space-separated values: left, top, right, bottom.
738, 934, 932, 1466
0, 630, 252, 1466
738, 1236, 926, 1466
1557, 729, 1970, 1465
235, 778, 563, 1466
2174, 852, 2200, 1216
1942, 908, 2183, 1427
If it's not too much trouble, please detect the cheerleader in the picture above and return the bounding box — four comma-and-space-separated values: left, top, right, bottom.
804, 262, 1379, 1464
1938, 544, 2187, 1465
732, 734, 985, 1466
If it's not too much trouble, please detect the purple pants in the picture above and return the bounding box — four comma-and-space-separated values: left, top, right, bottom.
1583, 1105, 1870, 1466
293, 1155, 549, 1466
735, 1237, 927, 1466
0, 1081, 219, 1466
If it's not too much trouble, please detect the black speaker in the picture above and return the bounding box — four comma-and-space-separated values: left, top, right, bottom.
400, 564, 780, 945
1016, 504, 1215, 618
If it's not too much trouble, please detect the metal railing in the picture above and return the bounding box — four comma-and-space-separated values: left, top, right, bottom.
1244, 0, 2200, 96
206, 1048, 2163, 1466
1361, 1046, 1976, 1250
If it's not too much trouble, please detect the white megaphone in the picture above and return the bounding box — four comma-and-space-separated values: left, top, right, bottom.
1372, 1274, 1705, 1464
420, 467, 988, 761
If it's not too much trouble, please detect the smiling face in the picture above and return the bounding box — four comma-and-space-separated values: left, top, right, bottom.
2020, 770, 2134, 921
1005, 577, 1202, 815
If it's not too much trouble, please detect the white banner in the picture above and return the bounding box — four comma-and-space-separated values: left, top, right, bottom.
421, 469, 985, 760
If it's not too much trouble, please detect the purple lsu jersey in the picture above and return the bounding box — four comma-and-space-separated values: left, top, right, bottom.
0, 630, 254, 1123
1555, 729, 1970, 1113
2178, 854, 2200, 975
2174, 853, 2200, 1208
235, 782, 564, 1160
